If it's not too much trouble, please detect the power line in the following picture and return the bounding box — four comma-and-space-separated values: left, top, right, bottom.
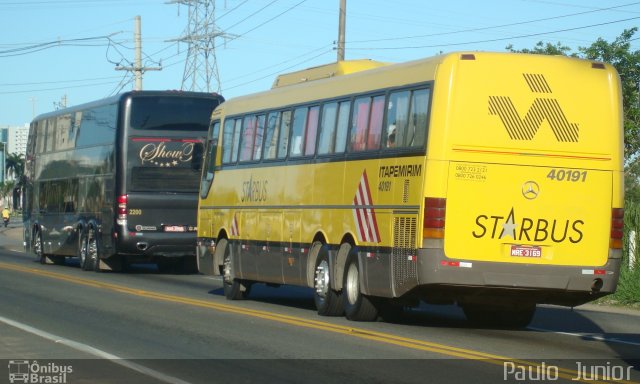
225, 0, 309, 43
223, 0, 279, 31
223, 48, 333, 91
0, 34, 120, 58
0, 75, 122, 87
349, 16, 640, 51
0, 80, 120, 95
215, 0, 250, 22
347, 1, 640, 44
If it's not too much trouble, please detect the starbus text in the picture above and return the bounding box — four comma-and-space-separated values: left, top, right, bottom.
472, 213, 584, 243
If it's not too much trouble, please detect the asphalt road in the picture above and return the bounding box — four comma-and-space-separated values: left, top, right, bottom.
0, 221, 639, 384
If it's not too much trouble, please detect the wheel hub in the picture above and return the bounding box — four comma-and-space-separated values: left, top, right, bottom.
314, 260, 330, 298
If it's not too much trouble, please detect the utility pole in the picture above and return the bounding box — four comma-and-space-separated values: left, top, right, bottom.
115, 16, 161, 90
168, 0, 232, 93
337, 0, 346, 61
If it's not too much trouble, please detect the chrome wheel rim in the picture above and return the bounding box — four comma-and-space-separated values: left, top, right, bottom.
346, 262, 359, 305
79, 234, 87, 266
87, 230, 97, 263
223, 252, 232, 284
314, 259, 330, 298
34, 233, 42, 259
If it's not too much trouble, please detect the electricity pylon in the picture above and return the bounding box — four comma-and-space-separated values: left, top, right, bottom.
168, 0, 229, 93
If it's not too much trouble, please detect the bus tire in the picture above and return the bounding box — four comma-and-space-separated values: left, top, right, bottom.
313, 247, 343, 316
78, 229, 93, 271
462, 303, 535, 328
343, 246, 378, 321
219, 238, 248, 300
33, 229, 52, 265
86, 227, 101, 272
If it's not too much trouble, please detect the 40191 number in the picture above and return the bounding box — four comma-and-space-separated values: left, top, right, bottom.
546, 169, 587, 182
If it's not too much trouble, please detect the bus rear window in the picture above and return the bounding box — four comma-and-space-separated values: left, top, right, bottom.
129, 96, 215, 131
130, 167, 200, 192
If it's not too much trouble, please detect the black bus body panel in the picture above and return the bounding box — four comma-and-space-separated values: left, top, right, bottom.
24, 91, 223, 266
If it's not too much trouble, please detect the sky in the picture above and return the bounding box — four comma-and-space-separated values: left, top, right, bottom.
0, 0, 639, 126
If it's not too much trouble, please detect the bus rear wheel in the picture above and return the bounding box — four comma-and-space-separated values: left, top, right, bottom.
86, 227, 101, 272
342, 245, 378, 321
313, 247, 343, 316
219, 238, 249, 300
78, 230, 93, 271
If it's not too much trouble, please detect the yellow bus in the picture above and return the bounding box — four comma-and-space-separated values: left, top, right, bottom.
196, 52, 624, 327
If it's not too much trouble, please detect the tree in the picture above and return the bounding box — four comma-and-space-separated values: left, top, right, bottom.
506, 41, 576, 57
579, 28, 640, 162
5, 152, 24, 181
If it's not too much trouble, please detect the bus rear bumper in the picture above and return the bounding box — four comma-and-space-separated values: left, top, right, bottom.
413, 248, 622, 307
117, 232, 196, 260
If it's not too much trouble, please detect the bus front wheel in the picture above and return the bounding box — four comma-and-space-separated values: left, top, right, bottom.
342, 245, 378, 321
219, 238, 250, 300
33, 229, 46, 264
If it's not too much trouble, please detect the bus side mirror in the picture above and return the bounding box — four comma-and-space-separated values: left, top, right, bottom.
192, 143, 204, 171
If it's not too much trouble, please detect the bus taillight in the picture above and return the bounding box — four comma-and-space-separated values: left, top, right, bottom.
424, 197, 446, 239
117, 195, 128, 226
610, 208, 624, 249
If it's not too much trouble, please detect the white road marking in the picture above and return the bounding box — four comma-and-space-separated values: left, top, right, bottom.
528, 326, 640, 347
0, 315, 193, 384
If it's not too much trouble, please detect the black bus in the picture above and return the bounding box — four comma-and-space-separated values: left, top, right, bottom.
23, 91, 224, 273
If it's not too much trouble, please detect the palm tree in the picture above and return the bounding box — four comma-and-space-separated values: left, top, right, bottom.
5, 152, 24, 181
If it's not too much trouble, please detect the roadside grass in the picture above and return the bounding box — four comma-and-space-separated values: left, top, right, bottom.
606, 266, 640, 307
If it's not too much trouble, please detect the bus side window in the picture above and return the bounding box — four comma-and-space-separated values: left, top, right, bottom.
318, 102, 338, 155
367, 95, 385, 150
290, 107, 308, 158
386, 90, 410, 149
304, 106, 319, 156
36, 120, 47, 154
239, 115, 257, 162
407, 88, 430, 148
277, 111, 292, 159
231, 119, 242, 163
335, 101, 350, 153
221, 119, 235, 164
350, 97, 371, 152
253, 115, 266, 161
45, 118, 56, 152
263, 112, 281, 160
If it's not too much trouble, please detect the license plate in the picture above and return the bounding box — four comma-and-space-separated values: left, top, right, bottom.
510, 245, 542, 258
164, 225, 186, 233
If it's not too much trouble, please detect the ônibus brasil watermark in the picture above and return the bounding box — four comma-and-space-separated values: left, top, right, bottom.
8, 360, 73, 384
504, 361, 634, 381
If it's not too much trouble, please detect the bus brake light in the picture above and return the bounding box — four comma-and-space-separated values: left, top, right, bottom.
610, 208, 623, 249
117, 195, 128, 225
424, 197, 446, 239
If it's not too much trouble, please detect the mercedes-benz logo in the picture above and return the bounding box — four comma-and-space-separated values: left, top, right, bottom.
522, 181, 540, 200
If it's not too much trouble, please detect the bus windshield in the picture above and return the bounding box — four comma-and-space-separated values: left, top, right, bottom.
130, 96, 213, 131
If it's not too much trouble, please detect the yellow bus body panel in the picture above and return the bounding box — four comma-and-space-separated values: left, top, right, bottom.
431, 53, 623, 267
